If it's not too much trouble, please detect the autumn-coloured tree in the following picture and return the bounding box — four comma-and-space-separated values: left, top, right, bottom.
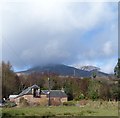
2, 61, 20, 98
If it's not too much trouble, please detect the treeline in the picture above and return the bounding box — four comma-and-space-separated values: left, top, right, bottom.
1, 61, 20, 98
1, 61, 120, 101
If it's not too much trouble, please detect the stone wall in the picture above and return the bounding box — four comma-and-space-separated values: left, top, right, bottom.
61, 97, 67, 103
50, 97, 67, 103
14, 94, 67, 106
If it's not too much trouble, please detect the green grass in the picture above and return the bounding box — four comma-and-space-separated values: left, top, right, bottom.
2, 101, 118, 117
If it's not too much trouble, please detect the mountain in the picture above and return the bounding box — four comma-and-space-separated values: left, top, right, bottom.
17, 64, 109, 78
78, 66, 100, 71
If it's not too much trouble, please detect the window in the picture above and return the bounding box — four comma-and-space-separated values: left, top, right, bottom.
32, 88, 40, 98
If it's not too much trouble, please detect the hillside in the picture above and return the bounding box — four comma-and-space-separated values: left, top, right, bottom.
17, 64, 109, 78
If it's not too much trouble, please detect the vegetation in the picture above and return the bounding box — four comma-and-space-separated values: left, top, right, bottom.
2, 100, 118, 117
1, 61, 119, 101
114, 58, 120, 78
114, 58, 120, 101
4, 101, 17, 108
63, 101, 75, 106
1, 61, 119, 116
2, 61, 20, 99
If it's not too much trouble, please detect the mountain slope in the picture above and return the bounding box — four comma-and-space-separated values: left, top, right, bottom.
17, 64, 109, 78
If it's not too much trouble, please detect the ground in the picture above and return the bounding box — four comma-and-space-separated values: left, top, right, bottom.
2, 100, 118, 117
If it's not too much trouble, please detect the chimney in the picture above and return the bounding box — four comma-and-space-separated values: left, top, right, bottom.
61, 87, 64, 92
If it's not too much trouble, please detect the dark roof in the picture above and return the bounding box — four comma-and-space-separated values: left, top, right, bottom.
42, 90, 67, 97
15, 84, 67, 98
16, 84, 39, 98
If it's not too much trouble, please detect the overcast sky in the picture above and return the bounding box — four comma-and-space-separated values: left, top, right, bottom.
1, 0, 118, 73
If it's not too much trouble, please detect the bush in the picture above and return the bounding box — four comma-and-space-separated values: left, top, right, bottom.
63, 101, 75, 106
4, 101, 17, 108
90, 91, 99, 101
74, 93, 85, 101
74, 97, 80, 101
79, 93, 85, 100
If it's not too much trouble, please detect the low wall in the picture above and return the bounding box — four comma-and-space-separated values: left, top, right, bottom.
14, 95, 67, 106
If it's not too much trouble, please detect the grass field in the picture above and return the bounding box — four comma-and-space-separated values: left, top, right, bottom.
2, 101, 118, 117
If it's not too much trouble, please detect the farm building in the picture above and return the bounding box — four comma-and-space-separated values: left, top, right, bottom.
9, 84, 67, 106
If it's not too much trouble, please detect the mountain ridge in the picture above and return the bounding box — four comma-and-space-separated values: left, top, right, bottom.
16, 64, 110, 78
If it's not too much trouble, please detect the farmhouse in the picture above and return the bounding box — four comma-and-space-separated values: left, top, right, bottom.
9, 84, 67, 106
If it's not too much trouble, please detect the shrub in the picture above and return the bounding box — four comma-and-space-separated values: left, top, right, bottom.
90, 91, 99, 100
74, 93, 85, 101
4, 101, 17, 108
74, 97, 80, 101
79, 93, 85, 100
63, 101, 75, 106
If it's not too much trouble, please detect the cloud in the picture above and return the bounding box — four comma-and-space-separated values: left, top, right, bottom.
102, 41, 113, 55
2, 1, 118, 73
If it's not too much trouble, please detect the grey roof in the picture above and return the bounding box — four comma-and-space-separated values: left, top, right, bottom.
15, 84, 67, 98
42, 90, 67, 97
16, 84, 40, 98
